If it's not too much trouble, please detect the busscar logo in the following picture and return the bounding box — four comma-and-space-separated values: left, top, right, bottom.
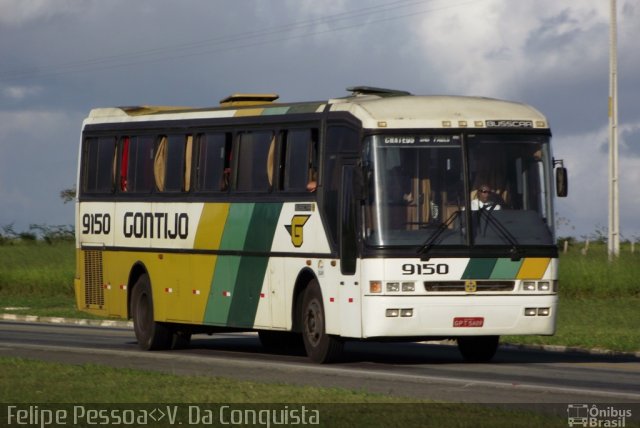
285, 215, 310, 248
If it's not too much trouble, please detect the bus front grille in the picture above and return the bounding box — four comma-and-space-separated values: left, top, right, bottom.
84, 250, 104, 307
424, 280, 515, 292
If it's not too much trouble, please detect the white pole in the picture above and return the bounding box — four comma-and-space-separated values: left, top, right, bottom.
608, 0, 620, 260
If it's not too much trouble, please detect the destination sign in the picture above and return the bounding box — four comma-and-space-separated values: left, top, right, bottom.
383, 135, 460, 145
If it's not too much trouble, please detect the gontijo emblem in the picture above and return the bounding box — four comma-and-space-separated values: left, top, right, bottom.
465, 280, 477, 293
285, 215, 310, 248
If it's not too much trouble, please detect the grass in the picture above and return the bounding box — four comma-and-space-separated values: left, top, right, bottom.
504, 296, 640, 352
0, 357, 568, 427
557, 241, 640, 298
0, 241, 74, 297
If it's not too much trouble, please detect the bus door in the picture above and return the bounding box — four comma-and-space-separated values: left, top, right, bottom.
338, 162, 362, 338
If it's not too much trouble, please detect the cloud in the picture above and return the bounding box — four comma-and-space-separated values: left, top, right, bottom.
2, 85, 41, 101
0, 0, 87, 27
620, 126, 640, 157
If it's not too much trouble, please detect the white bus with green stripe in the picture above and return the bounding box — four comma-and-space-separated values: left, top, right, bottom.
75, 86, 567, 363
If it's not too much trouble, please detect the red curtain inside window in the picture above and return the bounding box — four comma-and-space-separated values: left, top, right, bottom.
120, 137, 130, 191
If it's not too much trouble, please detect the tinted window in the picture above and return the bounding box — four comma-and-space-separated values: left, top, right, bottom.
121, 135, 154, 193
283, 129, 317, 192
154, 135, 186, 193
236, 131, 274, 192
196, 133, 231, 192
83, 136, 116, 194
323, 126, 359, 245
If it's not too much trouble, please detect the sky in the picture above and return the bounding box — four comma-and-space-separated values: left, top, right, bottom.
0, 0, 639, 240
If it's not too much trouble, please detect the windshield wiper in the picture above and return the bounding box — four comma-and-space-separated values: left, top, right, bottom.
418, 210, 460, 259
476, 207, 522, 260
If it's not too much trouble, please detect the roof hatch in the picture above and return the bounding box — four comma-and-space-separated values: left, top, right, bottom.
219, 93, 279, 107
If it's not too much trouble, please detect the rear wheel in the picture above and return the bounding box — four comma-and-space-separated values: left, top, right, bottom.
301, 280, 343, 363
457, 336, 499, 363
131, 274, 172, 350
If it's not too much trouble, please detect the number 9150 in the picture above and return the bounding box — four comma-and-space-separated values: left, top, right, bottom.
402, 263, 449, 275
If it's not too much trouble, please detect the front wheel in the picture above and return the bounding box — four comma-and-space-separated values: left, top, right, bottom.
457, 336, 499, 363
301, 280, 343, 363
131, 274, 172, 350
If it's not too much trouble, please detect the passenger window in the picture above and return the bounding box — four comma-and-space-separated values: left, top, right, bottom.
120, 135, 154, 193
236, 131, 274, 192
282, 129, 318, 192
196, 133, 231, 192
82, 136, 116, 194
154, 135, 188, 193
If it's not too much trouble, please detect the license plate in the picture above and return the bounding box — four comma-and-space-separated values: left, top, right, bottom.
453, 317, 484, 327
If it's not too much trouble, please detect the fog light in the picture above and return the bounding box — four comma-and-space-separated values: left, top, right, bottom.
401, 282, 415, 292
370, 281, 382, 293
524, 308, 537, 316
386, 308, 400, 317
386, 282, 400, 292
400, 308, 413, 317
537, 281, 550, 292
523, 281, 536, 291
538, 307, 550, 316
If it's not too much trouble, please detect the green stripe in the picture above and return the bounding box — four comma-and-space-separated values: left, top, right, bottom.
462, 258, 497, 279
204, 256, 241, 325
287, 103, 322, 114
219, 203, 254, 250
204, 203, 283, 327
227, 203, 283, 327
490, 258, 523, 279
262, 107, 290, 115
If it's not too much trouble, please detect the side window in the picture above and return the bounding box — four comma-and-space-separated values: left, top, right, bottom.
154, 135, 188, 193
282, 129, 318, 192
120, 135, 154, 193
82, 136, 116, 194
236, 131, 274, 192
196, 133, 232, 192
323, 125, 360, 246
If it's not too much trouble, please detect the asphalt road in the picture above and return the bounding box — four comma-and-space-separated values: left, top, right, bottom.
1, 320, 639, 405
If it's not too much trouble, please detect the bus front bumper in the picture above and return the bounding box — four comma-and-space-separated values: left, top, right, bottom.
360, 294, 558, 339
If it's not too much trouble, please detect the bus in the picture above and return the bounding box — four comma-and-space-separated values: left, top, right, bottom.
74, 86, 567, 363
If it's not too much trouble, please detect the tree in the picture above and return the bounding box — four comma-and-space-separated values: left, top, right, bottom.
60, 187, 76, 204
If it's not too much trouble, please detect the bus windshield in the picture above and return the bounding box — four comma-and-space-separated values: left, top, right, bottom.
363, 133, 555, 249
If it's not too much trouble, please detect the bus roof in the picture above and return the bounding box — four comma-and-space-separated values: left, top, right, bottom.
84, 88, 549, 130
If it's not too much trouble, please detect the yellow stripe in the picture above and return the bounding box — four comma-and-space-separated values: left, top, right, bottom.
234, 108, 264, 117
194, 203, 230, 250
517, 258, 551, 279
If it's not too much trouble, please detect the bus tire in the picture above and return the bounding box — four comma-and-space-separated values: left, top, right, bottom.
131, 274, 172, 351
301, 280, 343, 363
457, 336, 499, 363
171, 330, 192, 350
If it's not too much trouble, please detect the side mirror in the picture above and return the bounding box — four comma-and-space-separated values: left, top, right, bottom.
556, 167, 568, 197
